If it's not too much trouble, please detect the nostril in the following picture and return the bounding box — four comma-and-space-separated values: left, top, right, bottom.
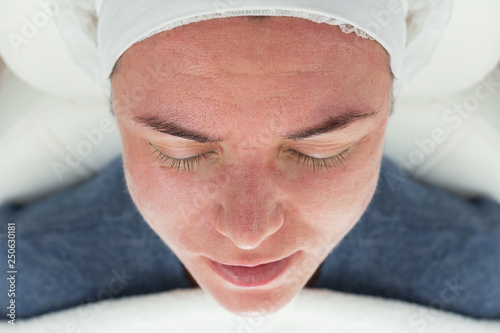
213, 203, 227, 236
270, 202, 285, 234
213, 203, 224, 217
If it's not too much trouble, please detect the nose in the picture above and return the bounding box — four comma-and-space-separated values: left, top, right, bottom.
213, 164, 284, 250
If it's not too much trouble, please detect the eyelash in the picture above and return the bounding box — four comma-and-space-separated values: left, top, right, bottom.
150, 143, 352, 172
150, 143, 216, 172
286, 148, 351, 171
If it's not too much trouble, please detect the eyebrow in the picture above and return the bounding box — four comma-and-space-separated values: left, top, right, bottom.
285, 110, 378, 140
133, 110, 378, 143
133, 116, 223, 143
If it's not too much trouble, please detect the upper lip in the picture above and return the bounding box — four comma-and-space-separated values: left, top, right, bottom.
204, 252, 296, 267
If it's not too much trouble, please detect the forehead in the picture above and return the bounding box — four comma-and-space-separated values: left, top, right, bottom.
114, 16, 391, 80
111, 16, 393, 133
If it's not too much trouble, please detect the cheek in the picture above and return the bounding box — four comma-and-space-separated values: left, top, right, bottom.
118, 123, 221, 253
284, 130, 385, 242
119, 124, 182, 228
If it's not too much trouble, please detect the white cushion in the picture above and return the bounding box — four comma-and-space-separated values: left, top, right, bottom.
385, 67, 500, 202
0, 69, 122, 204
399, 0, 500, 99
0, 0, 104, 100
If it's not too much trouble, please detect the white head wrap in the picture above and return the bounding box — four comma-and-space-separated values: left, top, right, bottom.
97, 0, 408, 83
50, 0, 454, 90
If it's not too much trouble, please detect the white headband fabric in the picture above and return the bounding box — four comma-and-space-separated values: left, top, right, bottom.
97, 0, 408, 83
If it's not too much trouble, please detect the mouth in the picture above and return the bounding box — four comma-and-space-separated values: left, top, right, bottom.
204, 252, 297, 288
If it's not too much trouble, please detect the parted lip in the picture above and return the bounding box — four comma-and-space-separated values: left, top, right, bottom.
206, 252, 298, 288
202, 252, 297, 267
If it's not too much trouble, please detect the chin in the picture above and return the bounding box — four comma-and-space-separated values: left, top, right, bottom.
203, 282, 301, 317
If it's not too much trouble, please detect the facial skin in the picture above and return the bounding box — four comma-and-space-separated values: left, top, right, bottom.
111, 16, 393, 316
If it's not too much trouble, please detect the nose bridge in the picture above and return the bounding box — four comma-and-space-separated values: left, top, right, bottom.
214, 160, 284, 250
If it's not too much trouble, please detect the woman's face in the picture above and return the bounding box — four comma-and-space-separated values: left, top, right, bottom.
112, 17, 393, 316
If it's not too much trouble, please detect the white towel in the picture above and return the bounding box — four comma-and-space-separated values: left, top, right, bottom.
2, 289, 498, 332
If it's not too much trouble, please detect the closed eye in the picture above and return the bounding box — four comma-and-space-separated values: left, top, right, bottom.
286, 148, 352, 171
149, 143, 216, 172
150, 143, 353, 172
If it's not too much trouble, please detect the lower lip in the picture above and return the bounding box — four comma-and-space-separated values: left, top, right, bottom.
206, 253, 295, 288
